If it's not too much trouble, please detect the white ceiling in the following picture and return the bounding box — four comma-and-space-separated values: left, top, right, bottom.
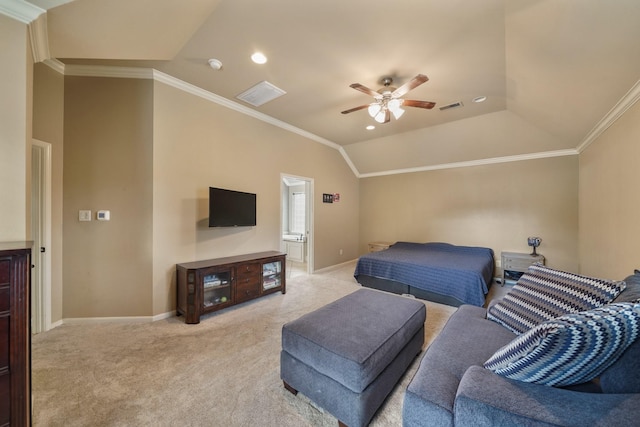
23, 0, 640, 175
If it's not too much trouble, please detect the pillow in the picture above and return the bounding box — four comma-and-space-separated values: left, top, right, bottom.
613, 270, 640, 303
484, 302, 640, 387
487, 264, 625, 334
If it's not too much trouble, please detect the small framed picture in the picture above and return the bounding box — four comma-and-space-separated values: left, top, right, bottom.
323, 193, 334, 203
333, 193, 340, 202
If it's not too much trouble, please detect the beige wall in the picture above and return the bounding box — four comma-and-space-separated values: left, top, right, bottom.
359, 155, 579, 273
152, 81, 360, 315
0, 15, 29, 241
63, 76, 154, 318
579, 100, 640, 280
32, 62, 65, 324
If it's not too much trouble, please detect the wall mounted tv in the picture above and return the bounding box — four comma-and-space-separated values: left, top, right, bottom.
208, 187, 257, 227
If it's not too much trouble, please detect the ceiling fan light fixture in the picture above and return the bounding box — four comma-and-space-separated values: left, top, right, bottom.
391, 107, 405, 120
368, 103, 382, 118
342, 74, 434, 123
388, 98, 402, 111
374, 110, 387, 123
387, 98, 404, 119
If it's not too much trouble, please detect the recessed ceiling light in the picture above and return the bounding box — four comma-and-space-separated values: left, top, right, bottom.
366, 125, 375, 130
251, 52, 267, 64
472, 96, 487, 103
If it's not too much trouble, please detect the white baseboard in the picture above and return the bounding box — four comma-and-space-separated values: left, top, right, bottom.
53, 310, 176, 326
313, 259, 358, 274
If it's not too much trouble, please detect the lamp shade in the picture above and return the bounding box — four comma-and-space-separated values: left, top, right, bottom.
391, 107, 405, 120
368, 103, 382, 118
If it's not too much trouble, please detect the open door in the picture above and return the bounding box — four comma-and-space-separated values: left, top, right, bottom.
281, 174, 314, 276
31, 140, 52, 333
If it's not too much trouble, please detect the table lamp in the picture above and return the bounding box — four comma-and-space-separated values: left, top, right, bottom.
527, 237, 541, 256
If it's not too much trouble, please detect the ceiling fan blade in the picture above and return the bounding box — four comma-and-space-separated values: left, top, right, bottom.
350, 83, 382, 98
402, 99, 436, 109
392, 74, 429, 98
341, 104, 369, 114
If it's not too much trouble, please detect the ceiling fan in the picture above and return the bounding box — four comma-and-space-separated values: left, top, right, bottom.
341, 74, 436, 124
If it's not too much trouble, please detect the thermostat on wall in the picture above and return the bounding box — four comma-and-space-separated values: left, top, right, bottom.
97, 210, 110, 221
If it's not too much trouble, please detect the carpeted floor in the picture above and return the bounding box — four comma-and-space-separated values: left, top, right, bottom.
32, 261, 504, 426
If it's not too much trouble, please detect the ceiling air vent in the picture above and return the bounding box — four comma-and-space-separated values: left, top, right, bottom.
236, 81, 286, 107
439, 101, 463, 111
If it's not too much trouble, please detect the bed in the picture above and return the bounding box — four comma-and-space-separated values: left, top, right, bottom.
354, 242, 495, 307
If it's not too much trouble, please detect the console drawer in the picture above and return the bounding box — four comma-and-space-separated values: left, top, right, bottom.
235, 279, 260, 302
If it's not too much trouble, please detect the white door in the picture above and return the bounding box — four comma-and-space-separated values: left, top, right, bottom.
31, 140, 52, 334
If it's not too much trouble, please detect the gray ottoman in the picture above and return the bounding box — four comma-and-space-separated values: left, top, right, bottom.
280, 288, 426, 427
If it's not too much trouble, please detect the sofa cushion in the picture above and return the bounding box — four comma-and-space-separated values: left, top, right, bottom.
487, 264, 625, 334
599, 332, 640, 393
613, 270, 640, 303
403, 305, 516, 427
484, 302, 640, 387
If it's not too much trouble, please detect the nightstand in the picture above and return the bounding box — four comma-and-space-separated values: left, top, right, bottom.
368, 242, 392, 252
501, 251, 545, 285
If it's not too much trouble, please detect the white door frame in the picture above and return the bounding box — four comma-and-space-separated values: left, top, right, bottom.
31, 139, 52, 333
280, 173, 314, 274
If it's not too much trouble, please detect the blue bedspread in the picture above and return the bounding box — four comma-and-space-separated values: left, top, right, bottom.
354, 242, 495, 306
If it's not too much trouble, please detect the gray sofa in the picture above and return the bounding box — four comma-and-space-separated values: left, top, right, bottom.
403, 271, 640, 426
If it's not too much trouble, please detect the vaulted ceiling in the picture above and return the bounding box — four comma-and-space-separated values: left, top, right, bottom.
20, 0, 640, 176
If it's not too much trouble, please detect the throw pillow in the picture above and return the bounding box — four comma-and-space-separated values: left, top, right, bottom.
487, 264, 625, 334
484, 302, 640, 387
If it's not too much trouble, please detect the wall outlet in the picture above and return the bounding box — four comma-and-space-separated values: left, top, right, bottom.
339, 249, 343, 255
79, 210, 91, 221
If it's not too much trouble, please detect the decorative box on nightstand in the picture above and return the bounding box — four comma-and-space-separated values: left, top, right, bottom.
368, 242, 393, 253
501, 251, 545, 285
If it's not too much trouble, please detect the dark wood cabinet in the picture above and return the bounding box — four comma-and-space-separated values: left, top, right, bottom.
176, 251, 286, 324
0, 242, 31, 427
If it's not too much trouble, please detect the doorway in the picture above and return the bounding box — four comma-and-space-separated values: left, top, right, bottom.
31, 140, 52, 334
281, 174, 314, 277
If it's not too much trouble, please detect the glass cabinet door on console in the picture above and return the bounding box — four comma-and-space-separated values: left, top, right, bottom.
202, 269, 232, 310
262, 260, 283, 292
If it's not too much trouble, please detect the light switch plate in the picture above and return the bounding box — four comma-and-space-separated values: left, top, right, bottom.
79, 210, 91, 221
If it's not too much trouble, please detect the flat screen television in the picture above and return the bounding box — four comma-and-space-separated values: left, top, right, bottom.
208, 187, 257, 227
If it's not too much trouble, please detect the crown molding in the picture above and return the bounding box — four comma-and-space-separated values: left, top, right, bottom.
64, 63, 154, 79
0, 0, 45, 24
28, 12, 49, 62
577, 78, 640, 153
42, 57, 64, 73
357, 149, 578, 178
